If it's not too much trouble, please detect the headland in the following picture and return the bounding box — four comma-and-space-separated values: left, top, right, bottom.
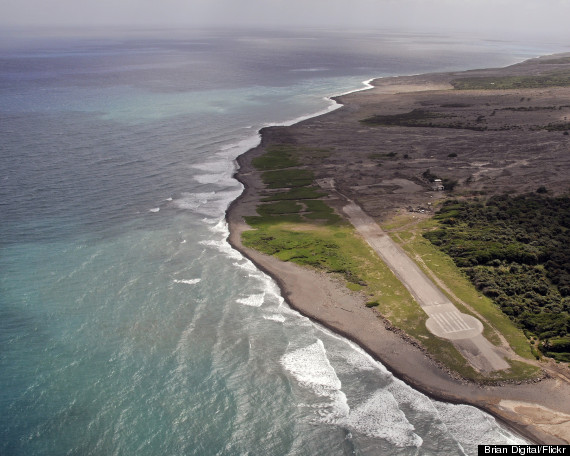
226, 53, 570, 444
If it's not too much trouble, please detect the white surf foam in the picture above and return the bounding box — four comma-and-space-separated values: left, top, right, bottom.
173, 190, 238, 217
386, 380, 439, 415
190, 160, 232, 173
338, 390, 423, 448
173, 191, 216, 210
434, 402, 529, 447
149, 207, 160, 213
266, 78, 375, 129
191, 158, 236, 185
193, 173, 230, 185
236, 292, 265, 307
342, 351, 378, 372
264, 277, 284, 302
263, 314, 286, 323
313, 322, 391, 376
209, 219, 229, 234
233, 260, 259, 274
173, 279, 201, 285
281, 339, 349, 420
290, 68, 329, 72
218, 134, 261, 157
199, 239, 243, 261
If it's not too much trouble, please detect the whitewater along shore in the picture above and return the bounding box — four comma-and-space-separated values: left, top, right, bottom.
226, 54, 570, 444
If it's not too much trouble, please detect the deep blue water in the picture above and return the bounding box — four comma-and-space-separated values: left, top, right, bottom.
1, 28, 568, 455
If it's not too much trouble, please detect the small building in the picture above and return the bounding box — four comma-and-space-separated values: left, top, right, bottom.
432, 179, 444, 191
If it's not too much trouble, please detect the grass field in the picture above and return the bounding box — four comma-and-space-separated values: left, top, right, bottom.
451, 71, 570, 90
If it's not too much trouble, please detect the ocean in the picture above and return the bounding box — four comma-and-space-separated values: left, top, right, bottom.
1, 28, 567, 455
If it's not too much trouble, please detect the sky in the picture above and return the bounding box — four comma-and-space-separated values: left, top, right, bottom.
1, 0, 570, 40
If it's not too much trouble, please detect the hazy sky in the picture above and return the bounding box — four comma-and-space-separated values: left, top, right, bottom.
2, 0, 570, 40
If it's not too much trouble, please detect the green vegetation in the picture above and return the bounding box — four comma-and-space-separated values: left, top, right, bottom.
362, 109, 489, 131
255, 200, 303, 217
243, 210, 504, 380
261, 187, 327, 202
362, 109, 449, 127
539, 122, 570, 132
369, 152, 398, 160
499, 106, 559, 111
252, 144, 300, 170
387, 217, 537, 360
242, 142, 541, 381
451, 71, 570, 90
424, 194, 570, 362
440, 103, 472, 108
261, 169, 314, 188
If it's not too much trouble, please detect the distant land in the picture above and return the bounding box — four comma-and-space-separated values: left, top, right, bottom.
227, 53, 570, 444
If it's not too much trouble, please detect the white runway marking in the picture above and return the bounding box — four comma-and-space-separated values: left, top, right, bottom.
432, 311, 472, 333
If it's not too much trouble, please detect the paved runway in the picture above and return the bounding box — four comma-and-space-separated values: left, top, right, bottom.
340, 200, 509, 372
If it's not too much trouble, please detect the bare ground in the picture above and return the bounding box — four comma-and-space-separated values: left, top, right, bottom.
226, 54, 570, 444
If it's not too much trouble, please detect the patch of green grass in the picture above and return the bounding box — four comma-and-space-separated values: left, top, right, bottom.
440, 103, 472, 108
303, 200, 342, 224
451, 72, 570, 90
251, 144, 300, 170
261, 169, 314, 189
540, 122, 570, 132
361, 109, 449, 127
362, 109, 491, 131
244, 214, 304, 227
500, 360, 542, 381
380, 214, 420, 231
261, 187, 327, 201
347, 283, 365, 292
256, 200, 303, 216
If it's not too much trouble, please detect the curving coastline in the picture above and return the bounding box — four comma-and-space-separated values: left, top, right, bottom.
225, 55, 570, 445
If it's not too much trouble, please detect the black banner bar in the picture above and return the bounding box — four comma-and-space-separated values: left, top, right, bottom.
478, 445, 570, 455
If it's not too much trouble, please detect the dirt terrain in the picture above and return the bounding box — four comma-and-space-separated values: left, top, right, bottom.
227, 54, 570, 444
263, 55, 570, 222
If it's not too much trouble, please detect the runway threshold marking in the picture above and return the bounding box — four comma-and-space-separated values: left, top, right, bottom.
431, 311, 472, 334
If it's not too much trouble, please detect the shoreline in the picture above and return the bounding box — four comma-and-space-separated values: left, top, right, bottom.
225, 158, 545, 446
225, 57, 570, 444
224, 141, 543, 446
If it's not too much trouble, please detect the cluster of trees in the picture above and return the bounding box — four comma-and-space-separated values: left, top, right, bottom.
425, 194, 570, 361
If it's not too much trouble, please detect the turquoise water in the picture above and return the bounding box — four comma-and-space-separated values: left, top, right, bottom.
2, 29, 567, 455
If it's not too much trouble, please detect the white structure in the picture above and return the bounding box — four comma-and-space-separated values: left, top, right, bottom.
432, 178, 444, 191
